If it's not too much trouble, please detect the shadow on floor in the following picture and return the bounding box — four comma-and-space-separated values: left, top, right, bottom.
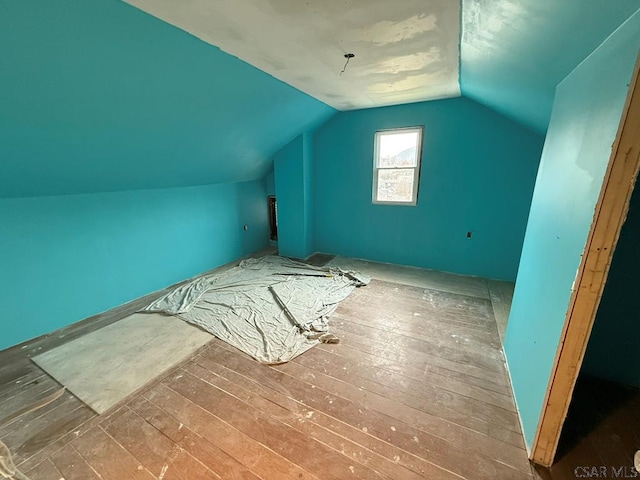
535, 375, 640, 479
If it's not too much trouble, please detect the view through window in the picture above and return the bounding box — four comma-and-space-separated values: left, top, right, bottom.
372, 127, 423, 205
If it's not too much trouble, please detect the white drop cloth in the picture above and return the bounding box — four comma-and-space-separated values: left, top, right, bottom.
142, 256, 369, 364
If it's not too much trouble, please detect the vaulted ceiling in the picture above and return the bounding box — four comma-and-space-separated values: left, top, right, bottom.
126, 0, 640, 133
0, 0, 335, 198
1, 0, 639, 198
124, 0, 462, 110
461, 0, 640, 133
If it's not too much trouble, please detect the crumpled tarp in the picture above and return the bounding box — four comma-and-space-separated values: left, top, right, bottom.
142, 256, 370, 364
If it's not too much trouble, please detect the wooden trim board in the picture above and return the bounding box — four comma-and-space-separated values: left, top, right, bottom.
531, 53, 640, 466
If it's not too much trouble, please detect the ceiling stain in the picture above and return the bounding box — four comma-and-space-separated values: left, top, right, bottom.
463, 0, 534, 54
354, 13, 438, 46
368, 71, 453, 94
374, 48, 442, 75
124, 0, 461, 110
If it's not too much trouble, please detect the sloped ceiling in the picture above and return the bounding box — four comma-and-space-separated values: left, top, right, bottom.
2, 0, 639, 198
123, 0, 461, 110
0, 0, 335, 198
125, 0, 640, 134
461, 0, 640, 133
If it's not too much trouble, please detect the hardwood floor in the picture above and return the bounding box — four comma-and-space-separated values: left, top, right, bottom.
0, 256, 535, 479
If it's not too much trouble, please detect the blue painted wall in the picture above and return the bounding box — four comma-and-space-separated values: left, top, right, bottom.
461, 1, 640, 133
266, 172, 276, 197
303, 134, 315, 258
313, 97, 544, 281
504, 11, 640, 450
581, 184, 640, 388
0, 0, 334, 198
273, 134, 315, 259
0, 180, 269, 352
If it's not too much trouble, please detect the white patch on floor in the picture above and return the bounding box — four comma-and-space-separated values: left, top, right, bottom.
325, 256, 491, 299
33, 313, 212, 414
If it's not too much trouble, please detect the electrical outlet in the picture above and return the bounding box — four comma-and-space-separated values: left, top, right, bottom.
243, 225, 249, 231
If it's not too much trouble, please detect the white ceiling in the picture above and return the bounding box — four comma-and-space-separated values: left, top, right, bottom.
124, 0, 461, 110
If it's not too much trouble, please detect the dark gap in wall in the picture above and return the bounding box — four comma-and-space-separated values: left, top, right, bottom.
268, 195, 278, 241
550, 376, 639, 469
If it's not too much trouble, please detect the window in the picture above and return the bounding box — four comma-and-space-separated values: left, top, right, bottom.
372, 127, 423, 205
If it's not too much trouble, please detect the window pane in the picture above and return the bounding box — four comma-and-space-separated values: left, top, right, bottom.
376, 168, 415, 202
378, 131, 419, 168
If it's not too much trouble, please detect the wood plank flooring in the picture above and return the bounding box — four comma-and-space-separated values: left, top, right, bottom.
0, 255, 536, 479
486, 280, 514, 343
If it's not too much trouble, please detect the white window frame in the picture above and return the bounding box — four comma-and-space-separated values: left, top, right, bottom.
372, 126, 424, 206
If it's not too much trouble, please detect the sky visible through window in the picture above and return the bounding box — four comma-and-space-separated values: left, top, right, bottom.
378, 131, 419, 168
375, 128, 421, 204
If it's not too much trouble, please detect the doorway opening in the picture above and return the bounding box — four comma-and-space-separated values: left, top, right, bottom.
268, 195, 278, 241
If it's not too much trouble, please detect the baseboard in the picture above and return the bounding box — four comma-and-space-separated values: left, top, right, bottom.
503, 350, 534, 460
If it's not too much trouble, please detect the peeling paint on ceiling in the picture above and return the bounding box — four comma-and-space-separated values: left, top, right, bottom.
123, 0, 462, 110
